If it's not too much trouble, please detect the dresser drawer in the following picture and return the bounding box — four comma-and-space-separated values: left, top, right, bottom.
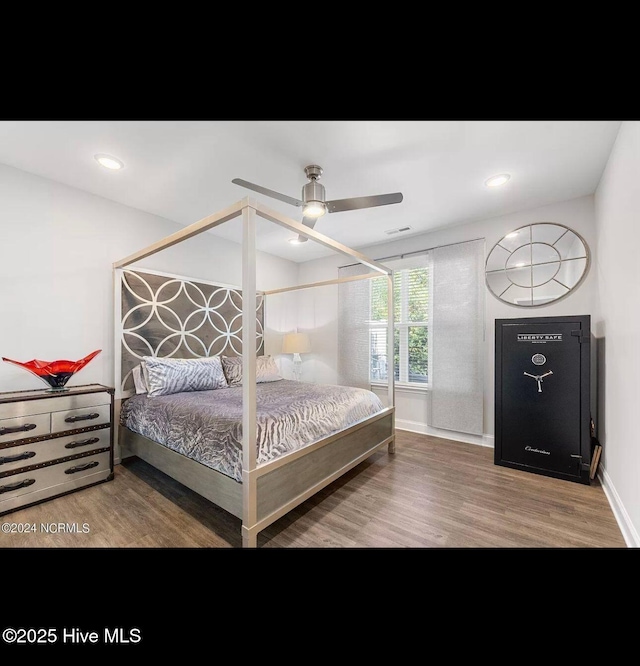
0, 428, 111, 473
0, 451, 111, 507
0, 392, 111, 420
51, 403, 110, 433
0, 412, 51, 443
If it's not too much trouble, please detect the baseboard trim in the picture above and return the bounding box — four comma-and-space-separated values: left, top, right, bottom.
598, 464, 638, 548
395, 419, 494, 448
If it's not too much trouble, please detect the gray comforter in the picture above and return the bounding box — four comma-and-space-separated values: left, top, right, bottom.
120, 380, 384, 482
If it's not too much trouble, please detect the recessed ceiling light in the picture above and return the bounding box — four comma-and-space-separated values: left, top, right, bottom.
485, 173, 510, 188
95, 154, 124, 170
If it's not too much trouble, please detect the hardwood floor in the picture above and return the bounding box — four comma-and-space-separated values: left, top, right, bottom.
0, 430, 626, 548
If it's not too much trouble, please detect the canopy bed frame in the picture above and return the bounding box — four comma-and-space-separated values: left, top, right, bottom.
113, 198, 395, 547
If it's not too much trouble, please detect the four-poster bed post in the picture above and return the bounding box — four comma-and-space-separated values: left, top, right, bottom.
114, 197, 395, 547
241, 204, 258, 545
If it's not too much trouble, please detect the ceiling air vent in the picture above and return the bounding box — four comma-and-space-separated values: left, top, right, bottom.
384, 226, 412, 236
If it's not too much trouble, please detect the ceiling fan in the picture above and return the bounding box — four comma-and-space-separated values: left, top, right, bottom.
232, 164, 403, 242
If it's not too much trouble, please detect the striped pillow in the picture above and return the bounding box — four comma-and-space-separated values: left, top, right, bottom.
221, 355, 282, 386
143, 356, 228, 397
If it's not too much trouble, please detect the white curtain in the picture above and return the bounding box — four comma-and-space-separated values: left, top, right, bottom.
337, 264, 371, 389
430, 239, 485, 435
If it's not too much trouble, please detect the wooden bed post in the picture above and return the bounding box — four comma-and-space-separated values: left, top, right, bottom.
241, 201, 259, 548
387, 273, 395, 454
113, 267, 125, 463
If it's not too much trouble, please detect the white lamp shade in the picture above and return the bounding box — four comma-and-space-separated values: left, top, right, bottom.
282, 333, 311, 354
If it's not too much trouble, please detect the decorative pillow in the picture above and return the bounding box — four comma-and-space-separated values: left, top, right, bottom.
140, 360, 150, 391
132, 364, 147, 394
143, 356, 228, 397
221, 355, 283, 386
257, 355, 283, 383
221, 356, 243, 387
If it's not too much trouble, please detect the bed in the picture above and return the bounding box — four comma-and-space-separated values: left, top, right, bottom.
121, 379, 386, 483
114, 198, 395, 547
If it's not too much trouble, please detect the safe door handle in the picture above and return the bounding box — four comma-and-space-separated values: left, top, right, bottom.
0, 423, 37, 436
64, 412, 100, 424
0, 451, 36, 465
64, 437, 100, 450
0, 478, 36, 494
64, 461, 100, 474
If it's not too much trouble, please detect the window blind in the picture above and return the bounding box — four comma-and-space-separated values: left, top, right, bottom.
337, 263, 371, 389
430, 239, 485, 435
338, 238, 485, 437
369, 254, 430, 385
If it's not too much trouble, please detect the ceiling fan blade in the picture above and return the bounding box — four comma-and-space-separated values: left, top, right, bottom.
296, 217, 317, 243
232, 178, 303, 208
326, 192, 403, 214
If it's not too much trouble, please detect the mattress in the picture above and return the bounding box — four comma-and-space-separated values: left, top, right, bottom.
120, 379, 385, 482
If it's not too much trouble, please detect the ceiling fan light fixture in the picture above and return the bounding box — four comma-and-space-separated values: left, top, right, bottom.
232, 164, 404, 236
302, 201, 326, 218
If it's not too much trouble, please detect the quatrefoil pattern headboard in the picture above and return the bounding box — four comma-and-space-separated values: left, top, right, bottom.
119, 269, 264, 394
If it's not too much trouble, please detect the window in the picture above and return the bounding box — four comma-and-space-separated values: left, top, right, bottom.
369, 264, 430, 386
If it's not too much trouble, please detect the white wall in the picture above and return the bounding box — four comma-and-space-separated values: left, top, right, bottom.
298, 195, 597, 444
0, 164, 298, 393
593, 121, 640, 547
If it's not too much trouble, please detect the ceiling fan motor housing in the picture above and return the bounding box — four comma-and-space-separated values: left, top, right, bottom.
302, 179, 325, 204
302, 164, 325, 205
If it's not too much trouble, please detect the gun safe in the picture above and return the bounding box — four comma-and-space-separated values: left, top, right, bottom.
494, 315, 591, 484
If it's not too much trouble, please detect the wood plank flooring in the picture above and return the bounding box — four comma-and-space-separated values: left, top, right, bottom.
0, 431, 626, 548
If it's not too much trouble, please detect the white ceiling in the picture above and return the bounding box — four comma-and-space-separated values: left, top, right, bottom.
0, 120, 621, 263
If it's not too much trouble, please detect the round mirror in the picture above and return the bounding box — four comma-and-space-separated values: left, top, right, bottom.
485, 223, 590, 306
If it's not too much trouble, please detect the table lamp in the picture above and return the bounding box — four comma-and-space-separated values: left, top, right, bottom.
282, 333, 311, 381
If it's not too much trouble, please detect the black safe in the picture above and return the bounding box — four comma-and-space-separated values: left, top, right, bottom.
494, 315, 591, 484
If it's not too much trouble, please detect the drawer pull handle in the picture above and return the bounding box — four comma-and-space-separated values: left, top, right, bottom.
65, 437, 100, 450
0, 478, 36, 494
0, 423, 37, 436
65, 461, 100, 474
0, 451, 36, 465
64, 412, 100, 424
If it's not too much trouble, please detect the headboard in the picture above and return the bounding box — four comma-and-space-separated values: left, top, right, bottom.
115, 268, 264, 396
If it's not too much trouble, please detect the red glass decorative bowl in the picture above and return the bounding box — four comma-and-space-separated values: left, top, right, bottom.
2, 350, 102, 391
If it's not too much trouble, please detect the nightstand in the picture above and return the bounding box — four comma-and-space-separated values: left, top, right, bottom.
0, 383, 114, 515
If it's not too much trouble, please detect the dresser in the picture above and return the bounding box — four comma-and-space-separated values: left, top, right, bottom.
0, 384, 114, 514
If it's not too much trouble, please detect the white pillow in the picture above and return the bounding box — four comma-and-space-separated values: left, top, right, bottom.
132, 364, 147, 394
143, 356, 228, 397
256, 355, 283, 383
141, 360, 150, 391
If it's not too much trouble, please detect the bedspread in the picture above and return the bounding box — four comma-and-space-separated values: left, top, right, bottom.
120, 380, 385, 482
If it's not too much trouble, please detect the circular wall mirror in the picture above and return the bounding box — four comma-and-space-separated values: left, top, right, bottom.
485, 223, 590, 306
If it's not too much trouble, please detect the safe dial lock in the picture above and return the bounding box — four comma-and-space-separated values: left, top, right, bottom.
523, 370, 553, 393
